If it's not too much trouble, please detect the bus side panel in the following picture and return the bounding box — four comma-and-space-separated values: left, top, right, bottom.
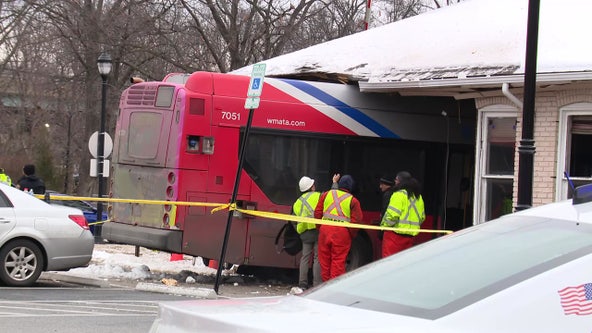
253, 80, 357, 136
181, 191, 250, 264
207, 96, 252, 196
242, 184, 299, 268
174, 88, 211, 171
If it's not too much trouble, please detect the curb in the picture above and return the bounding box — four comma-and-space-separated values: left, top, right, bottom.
40, 272, 111, 288
136, 282, 218, 299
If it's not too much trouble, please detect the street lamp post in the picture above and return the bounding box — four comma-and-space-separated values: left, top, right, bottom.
96, 52, 112, 239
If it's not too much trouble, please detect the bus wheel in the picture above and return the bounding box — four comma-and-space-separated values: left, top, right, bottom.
346, 234, 372, 272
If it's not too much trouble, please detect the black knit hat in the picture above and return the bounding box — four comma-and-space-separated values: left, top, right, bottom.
338, 175, 354, 191
379, 175, 395, 186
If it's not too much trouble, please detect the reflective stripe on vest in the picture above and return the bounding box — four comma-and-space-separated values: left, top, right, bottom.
382, 190, 425, 236
293, 192, 317, 218
293, 191, 321, 234
322, 189, 352, 222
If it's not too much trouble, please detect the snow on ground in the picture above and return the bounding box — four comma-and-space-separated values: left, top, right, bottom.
67, 244, 218, 281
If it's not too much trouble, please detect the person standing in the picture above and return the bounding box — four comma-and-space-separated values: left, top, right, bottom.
379, 174, 396, 219
16, 164, 46, 194
0, 168, 11, 186
314, 174, 363, 281
381, 173, 425, 258
293, 176, 322, 290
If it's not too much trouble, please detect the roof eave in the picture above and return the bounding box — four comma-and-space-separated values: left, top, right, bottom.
359, 72, 592, 92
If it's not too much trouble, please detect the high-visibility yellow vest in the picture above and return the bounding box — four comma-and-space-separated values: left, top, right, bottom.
0, 173, 11, 186
322, 189, 352, 223
293, 191, 321, 234
381, 189, 425, 236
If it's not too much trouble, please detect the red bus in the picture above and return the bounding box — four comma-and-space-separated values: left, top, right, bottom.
102, 71, 476, 273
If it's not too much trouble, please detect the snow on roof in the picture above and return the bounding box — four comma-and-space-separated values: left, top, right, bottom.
233, 0, 592, 86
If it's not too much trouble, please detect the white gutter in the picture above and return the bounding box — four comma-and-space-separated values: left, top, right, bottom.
502, 83, 523, 109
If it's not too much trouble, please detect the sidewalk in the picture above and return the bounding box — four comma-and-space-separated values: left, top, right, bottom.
46, 244, 292, 298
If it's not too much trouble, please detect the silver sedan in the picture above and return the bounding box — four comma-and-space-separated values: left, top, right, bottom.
0, 183, 94, 286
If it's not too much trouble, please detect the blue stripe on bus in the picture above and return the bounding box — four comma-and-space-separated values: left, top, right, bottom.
284, 79, 399, 138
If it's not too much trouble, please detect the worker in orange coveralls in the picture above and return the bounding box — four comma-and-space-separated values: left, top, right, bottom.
314, 174, 363, 281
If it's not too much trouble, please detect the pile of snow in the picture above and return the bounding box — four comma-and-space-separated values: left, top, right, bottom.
67, 244, 217, 281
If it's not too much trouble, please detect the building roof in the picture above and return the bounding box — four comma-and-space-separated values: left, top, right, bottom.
233, 0, 592, 99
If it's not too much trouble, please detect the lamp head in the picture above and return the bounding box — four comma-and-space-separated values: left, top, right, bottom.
97, 52, 112, 77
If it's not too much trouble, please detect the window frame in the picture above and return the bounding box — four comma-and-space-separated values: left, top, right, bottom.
556, 103, 592, 200
473, 105, 518, 223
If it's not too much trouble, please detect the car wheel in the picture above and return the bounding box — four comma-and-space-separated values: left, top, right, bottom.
0, 239, 44, 287
346, 234, 373, 272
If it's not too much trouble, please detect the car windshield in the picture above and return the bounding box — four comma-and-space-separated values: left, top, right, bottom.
305, 215, 592, 319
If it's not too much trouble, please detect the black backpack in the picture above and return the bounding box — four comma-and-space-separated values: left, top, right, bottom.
274, 222, 302, 256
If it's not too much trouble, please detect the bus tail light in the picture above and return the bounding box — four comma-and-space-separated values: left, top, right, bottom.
166, 186, 174, 198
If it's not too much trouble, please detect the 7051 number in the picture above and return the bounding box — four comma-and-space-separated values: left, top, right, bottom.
221, 112, 241, 121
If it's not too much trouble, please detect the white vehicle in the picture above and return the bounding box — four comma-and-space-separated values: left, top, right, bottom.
0, 183, 94, 286
150, 184, 592, 333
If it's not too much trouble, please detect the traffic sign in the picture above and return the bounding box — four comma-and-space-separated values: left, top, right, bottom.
244, 97, 260, 109
88, 131, 113, 158
246, 63, 266, 97
90, 158, 110, 177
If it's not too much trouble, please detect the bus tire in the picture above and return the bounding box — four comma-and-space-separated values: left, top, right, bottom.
346, 233, 373, 272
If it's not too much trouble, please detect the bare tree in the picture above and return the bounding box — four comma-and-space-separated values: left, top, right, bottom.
14, 0, 194, 194
1, 0, 461, 194
179, 0, 327, 72
290, 0, 367, 50
431, 0, 463, 9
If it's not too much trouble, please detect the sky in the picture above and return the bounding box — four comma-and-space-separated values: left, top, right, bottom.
232, 0, 592, 82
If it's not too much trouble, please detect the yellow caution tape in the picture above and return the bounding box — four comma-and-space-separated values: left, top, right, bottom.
36, 194, 452, 235
232, 207, 452, 235
35, 194, 226, 207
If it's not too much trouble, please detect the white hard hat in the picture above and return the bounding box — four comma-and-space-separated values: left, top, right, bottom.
299, 176, 315, 192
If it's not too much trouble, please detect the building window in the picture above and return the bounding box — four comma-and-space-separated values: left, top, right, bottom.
557, 104, 592, 199
474, 106, 518, 223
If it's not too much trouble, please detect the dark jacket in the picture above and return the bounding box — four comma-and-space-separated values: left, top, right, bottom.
17, 175, 46, 194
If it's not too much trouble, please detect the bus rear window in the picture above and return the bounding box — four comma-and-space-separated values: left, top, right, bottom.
128, 112, 163, 159
155, 86, 175, 107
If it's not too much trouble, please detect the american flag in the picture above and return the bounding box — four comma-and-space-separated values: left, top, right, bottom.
558, 283, 592, 315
